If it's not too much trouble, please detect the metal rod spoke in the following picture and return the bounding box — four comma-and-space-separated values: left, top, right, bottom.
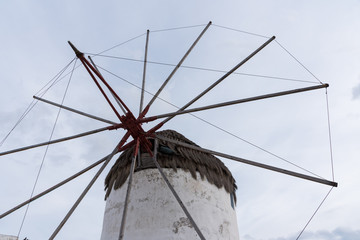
34, 96, 118, 125
144, 21, 212, 111
139, 30, 150, 115
161, 36, 276, 125
119, 138, 140, 240
0, 125, 121, 157
151, 139, 206, 240
140, 84, 329, 122
155, 135, 338, 187
88, 56, 127, 115
0, 154, 110, 219
49, 132, 130, 239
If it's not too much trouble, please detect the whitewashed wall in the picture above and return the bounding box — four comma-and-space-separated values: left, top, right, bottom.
0, 234, 18, 240
100, 168, 239, 240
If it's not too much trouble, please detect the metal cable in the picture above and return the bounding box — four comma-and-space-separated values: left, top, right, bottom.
145, 21, 212, 110
0, 99, 36, 148
0, 152, 111, 219
96, 65, 325, 179
325, 89, 335, 181
88, 23, 210, 59
151, 23, 208, 33
295, 81, 336, 240
2, 24, 334, 237
90, 33, 147, 57
190, 114, 326, 179
16, 59, 77, 238
89, 54, 318, 84
212, 24, 270, 38
35, 58, 76, 97
296, 187, 334, 240
1, 33, 140, 150
275, 40, 324, 84
0, 58, 75, 149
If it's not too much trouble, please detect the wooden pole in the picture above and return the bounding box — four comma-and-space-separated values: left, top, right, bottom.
152, 138, 206, 240
140, 84, 329, 122
88, 56, 127, 115
160, 35, 276, 125
0, 126, 118, 157
144, 21, 212, 110
118, 138, 140, 240
34, 96, 117, 124
49, 132, 130, 239
155, 135, 338, 187
139, 30, 150, 115
0, 154, 110, 219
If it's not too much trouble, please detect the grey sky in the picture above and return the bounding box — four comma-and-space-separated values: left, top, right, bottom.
0, 1, 359, 240
352, 81, 360, 99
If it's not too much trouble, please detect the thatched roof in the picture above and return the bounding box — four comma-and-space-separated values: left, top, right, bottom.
104, 129, 237, 202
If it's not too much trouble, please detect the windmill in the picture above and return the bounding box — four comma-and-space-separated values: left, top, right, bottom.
0, 22, 337, 239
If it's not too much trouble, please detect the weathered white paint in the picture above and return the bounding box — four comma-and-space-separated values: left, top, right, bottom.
0, 234, 18, 240
100, 168, 239, 240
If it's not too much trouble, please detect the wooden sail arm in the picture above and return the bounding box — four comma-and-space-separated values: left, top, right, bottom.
34, 95, 118, 125
155, 134, 338, 187
143, 21, 212, 113
0, 125, 125, 157
68, 41, 131, 119
139, 83, 329, 123
49, 131, 131, 239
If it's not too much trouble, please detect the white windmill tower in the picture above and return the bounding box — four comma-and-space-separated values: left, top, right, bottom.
0, 234, 18, 240
0, 21, 337, 239
100, 129, 239, 240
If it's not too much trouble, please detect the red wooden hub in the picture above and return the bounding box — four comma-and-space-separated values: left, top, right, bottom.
68, 41, 160, 157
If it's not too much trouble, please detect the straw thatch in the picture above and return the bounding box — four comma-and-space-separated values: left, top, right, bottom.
104, 130, 237, 203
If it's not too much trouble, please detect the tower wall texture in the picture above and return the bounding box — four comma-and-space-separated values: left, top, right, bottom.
100, 168, 239, 240
0, 234, 18, 240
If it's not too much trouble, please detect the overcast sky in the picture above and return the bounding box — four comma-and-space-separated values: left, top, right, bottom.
1, 1, 360, 240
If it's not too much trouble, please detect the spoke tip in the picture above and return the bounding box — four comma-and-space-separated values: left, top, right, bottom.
68, 41, 84, 58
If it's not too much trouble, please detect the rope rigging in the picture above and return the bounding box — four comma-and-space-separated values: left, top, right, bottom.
95, 64, 328, 180
17, 58, 78, 238
0, 58, 76, 149
275, 40, 324, 84
85, 53, 320, 84
325, 89, 335, 181
296, 187, 334, 240
0, 21, 337, 240
150, 23, 209, 33
212, 24, 270, 39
